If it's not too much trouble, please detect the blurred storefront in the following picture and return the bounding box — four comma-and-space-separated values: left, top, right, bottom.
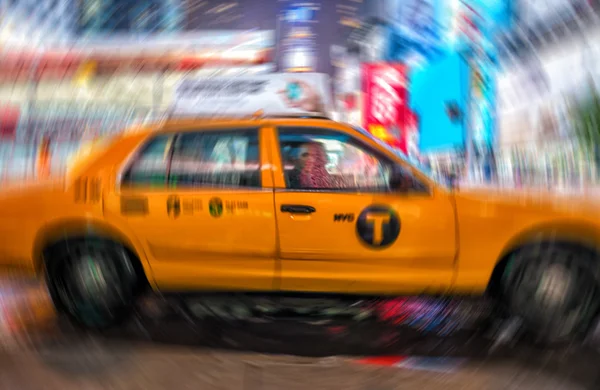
5, 0, 600, 189
496, 102, 588, 188
0, 0, 77, 48
496, 11, 600, 189
330, 0, 600, 187
0, 29, 275, 181
332, 0, 512, 183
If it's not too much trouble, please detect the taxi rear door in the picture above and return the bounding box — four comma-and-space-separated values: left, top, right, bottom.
268, 123, 457, 295
104, 125, 278, 292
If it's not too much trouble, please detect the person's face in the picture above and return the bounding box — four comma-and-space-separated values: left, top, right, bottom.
297, 145, 311, 168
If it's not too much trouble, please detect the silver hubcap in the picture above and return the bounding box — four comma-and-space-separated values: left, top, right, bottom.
74, 255, 109, 302
536, 264, 573, 308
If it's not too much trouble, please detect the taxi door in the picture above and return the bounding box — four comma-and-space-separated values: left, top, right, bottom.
104, 126, 277, 292
269, 124, 457, 295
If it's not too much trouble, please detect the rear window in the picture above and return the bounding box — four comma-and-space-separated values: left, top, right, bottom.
120, 128, 261, 189
120, 134, 173, 188
169, 129, 260, 188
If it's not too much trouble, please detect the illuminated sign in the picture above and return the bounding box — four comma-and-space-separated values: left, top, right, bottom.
409, 51, 468, 152
362, 63, 408, 151
286, 7, 314, 22
172, 73, 333, 118
387, 0, 441, 45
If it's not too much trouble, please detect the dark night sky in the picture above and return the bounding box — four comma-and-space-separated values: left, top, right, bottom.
77, 0, 379, 75
183, 0, 377, 75
183, 0, 279, 31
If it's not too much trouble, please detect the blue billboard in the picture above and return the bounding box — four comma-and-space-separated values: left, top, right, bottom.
384, 0, 446, 62
409, 51, 470, 153
471, 0, 514, 31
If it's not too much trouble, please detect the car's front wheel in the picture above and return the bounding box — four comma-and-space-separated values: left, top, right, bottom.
501, 243, 600, 344
45, 238, 141, 329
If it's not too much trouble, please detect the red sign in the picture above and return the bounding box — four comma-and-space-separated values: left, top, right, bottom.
0, 49, 272, 82
361, 63, 408, 152
0, 105, 19, 140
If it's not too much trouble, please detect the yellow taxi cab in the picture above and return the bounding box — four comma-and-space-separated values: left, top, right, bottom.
0, 115, 598, 343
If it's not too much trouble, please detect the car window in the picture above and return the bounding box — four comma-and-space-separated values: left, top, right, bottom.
278, 127, 419, 192
121, 134, 173, 188
169, 129, 260, 188
352, 124, 438, 184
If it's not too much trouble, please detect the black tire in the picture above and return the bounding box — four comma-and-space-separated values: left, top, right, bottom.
501, 243, 600, 344
45, 238, 140, 330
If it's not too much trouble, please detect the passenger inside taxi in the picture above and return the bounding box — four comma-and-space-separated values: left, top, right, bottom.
287, 142, 346, 190
298, 142, 335, 189
280, 129, 417, 192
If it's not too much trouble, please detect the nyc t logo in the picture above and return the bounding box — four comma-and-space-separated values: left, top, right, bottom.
356, 205, 401, 248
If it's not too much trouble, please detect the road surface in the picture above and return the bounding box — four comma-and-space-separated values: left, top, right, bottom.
0, 280, 597, 389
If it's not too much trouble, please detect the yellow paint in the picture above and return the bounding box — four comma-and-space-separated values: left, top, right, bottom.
0, 117, 599, 297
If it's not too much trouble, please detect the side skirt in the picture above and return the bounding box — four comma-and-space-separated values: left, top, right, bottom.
139, 292, 496, 337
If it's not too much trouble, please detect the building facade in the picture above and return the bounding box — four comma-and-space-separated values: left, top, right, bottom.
77, 0, 184, 35
495, 0, 600, 188
1, 0, 77, 47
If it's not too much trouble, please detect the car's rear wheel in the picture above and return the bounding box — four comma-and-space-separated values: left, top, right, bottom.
45, 238, 141, 329
501, 243, 600, 344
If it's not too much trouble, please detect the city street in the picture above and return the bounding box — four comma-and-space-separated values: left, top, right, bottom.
1, 0, 600, 388
1, 328, 599, 389
0, 280, 598, 389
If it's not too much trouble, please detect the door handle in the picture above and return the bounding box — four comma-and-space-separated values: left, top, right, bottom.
280, 204, 316, 214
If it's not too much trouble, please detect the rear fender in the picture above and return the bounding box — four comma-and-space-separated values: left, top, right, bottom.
32, 218, 156, 288
499, 221, 600, 260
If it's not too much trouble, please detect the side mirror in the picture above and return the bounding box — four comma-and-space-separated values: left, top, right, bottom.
447, 173, 459, 191
389, 165, 428, 193
389, 165, 406, 190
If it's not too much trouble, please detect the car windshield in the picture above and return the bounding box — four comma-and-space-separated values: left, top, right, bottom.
351, 125, 445, 186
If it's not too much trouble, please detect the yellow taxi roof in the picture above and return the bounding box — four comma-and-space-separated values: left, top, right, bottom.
131, 116, 338, 135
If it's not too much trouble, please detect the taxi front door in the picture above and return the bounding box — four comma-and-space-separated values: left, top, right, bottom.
269, 126, 457, 295
104, 127, 277, 292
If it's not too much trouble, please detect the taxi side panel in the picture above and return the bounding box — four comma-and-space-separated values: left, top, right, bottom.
264, 121, 457, 295
102, 124, 278, 292
451, 191, 600, 293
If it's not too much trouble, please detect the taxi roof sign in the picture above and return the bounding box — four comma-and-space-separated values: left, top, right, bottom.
171, 73, 333, 119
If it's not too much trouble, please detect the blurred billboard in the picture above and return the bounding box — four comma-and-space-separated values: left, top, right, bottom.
409, 51, 470, 153
172, 72, 333, 117
361, 63, 409, 152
